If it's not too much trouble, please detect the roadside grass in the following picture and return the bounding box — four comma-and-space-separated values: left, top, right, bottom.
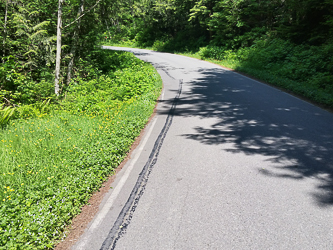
181, 43, 333, 109
179, 51, 333, 109
106, 40, 333, 109
0, 51, 162, 249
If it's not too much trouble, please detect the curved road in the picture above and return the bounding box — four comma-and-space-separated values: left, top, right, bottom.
73, 47, 333, 250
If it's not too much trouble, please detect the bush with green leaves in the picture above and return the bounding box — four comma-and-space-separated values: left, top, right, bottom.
0, 51, 162, 249
0, 56, 55, 106
195, 39, 333, 108
0, 107, 16, 128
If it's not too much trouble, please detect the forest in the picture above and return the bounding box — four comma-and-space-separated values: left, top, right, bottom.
108, 0, 333, 108
0, 0, 333, 248
1, 0, 333, 110
0, 1, 162, 249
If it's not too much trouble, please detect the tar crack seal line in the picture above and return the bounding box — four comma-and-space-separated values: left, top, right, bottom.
100, 79, 183, 250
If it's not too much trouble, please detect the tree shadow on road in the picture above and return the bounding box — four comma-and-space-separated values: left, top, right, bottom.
158, 68, 333, 207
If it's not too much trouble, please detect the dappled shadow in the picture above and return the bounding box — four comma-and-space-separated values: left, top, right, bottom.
158, 68, 333, 207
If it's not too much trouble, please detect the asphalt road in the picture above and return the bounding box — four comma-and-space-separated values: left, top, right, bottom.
73, 47, 333, 250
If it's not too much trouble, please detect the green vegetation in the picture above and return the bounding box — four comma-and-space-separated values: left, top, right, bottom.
0, 50, 162, 249
195, 40, 333, 108
106, 0, 333, 108
0, 0, 137, 102
1, 0, 332, 248
1, 1, 164, 248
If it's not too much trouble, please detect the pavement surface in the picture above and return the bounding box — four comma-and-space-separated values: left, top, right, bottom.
73, 47, 333, 250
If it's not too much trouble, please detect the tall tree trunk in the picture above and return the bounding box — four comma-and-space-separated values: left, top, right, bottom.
66, 0, 84, 85
55, 0, 64, 95
2, 0, 8, 64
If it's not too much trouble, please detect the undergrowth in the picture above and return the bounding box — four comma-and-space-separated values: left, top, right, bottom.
0, 50, 162, 249
106, 38, 333, 109
194, 40, 333, 108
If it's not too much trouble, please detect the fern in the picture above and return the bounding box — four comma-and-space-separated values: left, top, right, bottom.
29, 29, 47, 39
23, 49, 38, 56
32, 21, 50, 31
0, 107, 16, 128
35, 98, 51, 114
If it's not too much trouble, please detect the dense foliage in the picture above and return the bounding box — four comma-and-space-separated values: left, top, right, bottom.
0, 1, 164, 248
197, 40, 333, 107
0, 0, 332, 248
0, 0, 134, 105
0, 50, 162, 249
111, 0, 333, 49
107, 0, 333, 107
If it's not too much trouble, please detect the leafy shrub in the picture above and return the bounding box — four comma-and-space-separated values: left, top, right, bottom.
0, 107, 16, 128
0, 50, 162, 249
152, 40, 166, 51
17, 80, 55, 105
195, 39, 333, 107
1, 56, 55, 106
0, 56, 20, 92
198, 46, 226, 60
67, 51, 160, 109
14, 99, 52, 120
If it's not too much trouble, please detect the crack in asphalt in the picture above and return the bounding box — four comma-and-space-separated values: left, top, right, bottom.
100, 79, 183, 250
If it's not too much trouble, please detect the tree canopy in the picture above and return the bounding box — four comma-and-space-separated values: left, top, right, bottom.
113, 0, 333, 48
1, 0, 333, 106
0, 0, 131, 104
